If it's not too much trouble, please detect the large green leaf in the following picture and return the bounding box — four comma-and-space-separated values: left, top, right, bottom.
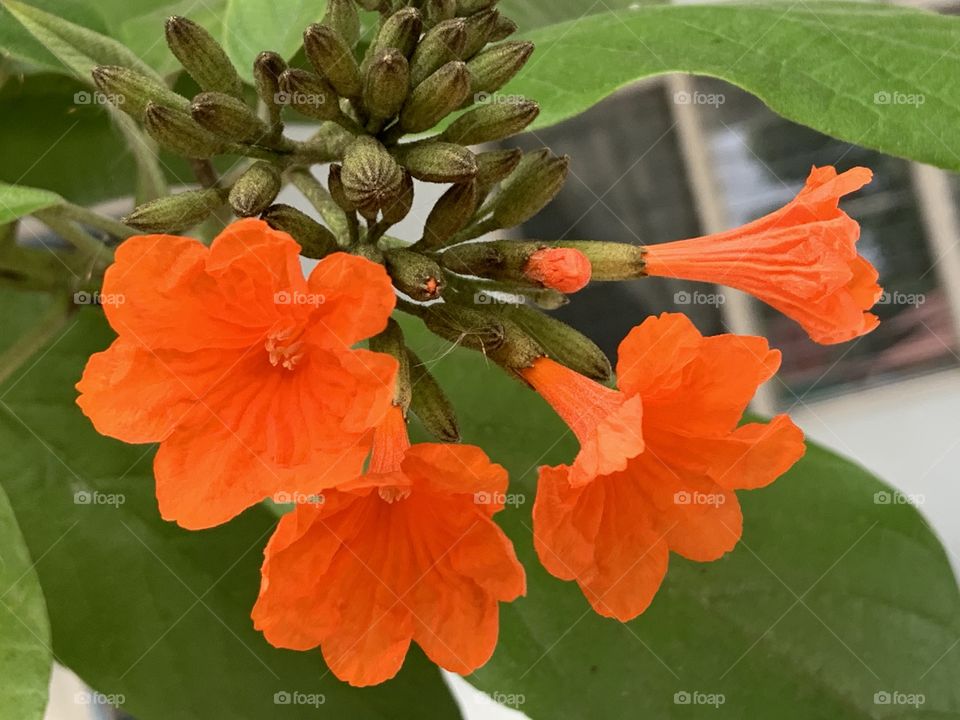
0, 480, 51, 720
399, 315, 960, 719
0, 308, 462, 720
222, 0, 328, 83
0, 0, 109, 74
0, 182, 62, 224
513, 2, 960, 172
500, 0, 664, 33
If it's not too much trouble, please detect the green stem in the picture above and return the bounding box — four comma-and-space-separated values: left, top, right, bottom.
287, 168, 350, 240
57, 203, 136, 240
34, 210, 114, 264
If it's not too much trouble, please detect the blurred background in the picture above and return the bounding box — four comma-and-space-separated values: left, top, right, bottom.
7, 0, 957, 718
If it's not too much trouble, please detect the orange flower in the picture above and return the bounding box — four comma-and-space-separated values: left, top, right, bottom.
524, 313, 805, 621
643, 166, 881, 345
524, 247, 592, 294
76, 219, 398, 530
252, 405, 525, 687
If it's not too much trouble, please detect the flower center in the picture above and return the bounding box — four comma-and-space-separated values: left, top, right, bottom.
264, 322, 306, 370
377, 486, 411, 504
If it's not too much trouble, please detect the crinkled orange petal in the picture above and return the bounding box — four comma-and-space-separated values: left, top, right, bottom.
533, 465, 604, 582
402, 443, 509, 510
615, 313, 702, 400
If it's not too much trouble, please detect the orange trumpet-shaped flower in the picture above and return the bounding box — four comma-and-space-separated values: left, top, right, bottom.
643, 166, 881, 345
524, 313, 806, 622
76, 219, 398, 530
252, 405, 525, 687
524, 247, 592, 294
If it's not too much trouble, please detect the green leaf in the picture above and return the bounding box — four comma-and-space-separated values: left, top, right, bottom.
513, 2, 960, 172
400, 315, 960, 719
2, 0, 162, 81
0, 309, 463, 720
500, 0, 665, 34
0, 181, 62, 223
0, 481, 51, 720
222, 0, 329, 83
0, 0, 109, 74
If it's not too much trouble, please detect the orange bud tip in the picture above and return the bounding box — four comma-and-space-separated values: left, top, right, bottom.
524, 248, 592, 294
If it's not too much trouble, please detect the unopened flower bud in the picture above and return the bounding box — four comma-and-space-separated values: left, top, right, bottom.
341, 137, 406, 219
123, 188, 225, 232
144, 102, 225, 158
524, 247, 591, 293
475, 148, 522, 196
165, 16, 243, 97
441, 99, 539, 145
421, 304, 504, 352
369, 318, 413, 410
364, 49, 411, 122
407, 348, 460, 442
229, 162, 282, 217
421, 0, 456, 29
400, 61, 471, 133
488, 15, 517, 42
304, 23, 363, 98
394, 142, 477, 183
491, 148, 569, 227
278, 69, 340, 121
355, 0, 383, 10
327, 164, 355, 213
368, 6, 423, 63
91, 66, 188, 118
487, 315, 545, 374
322, 0, 361, 47
253, 52, 287, 131
421, 181, 478, 248
382, 171, 415, 224
461, 9, 499, 59
385, 249, 444, 302
468, 40, 534, 95
261, 204, 339, 259
191, 92, 270, 143
508, 305, 611, 382
456, 0, 498, 14
555, 241, 646, 281
410, 18, 466, 86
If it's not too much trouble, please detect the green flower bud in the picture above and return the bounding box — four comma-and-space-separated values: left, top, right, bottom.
421, 303, 504, 352
456, 0, 498, 14
253, 51, 287, 132
554, 241, 646, 281
369, 319, 413, 410
144, 102, 226, 158
394, 142, 477, 183
368, 6, 423, 63
441, 98, 539, 145
461, 9, 499, 59
421, 181, 477, 248
422, 0, 456, 29
341, 137, 406, 219
363, 48, 411, 122
409, 18, 466, 86
489, 15, 517, 42
487, 314, 546, 375
475, 148, 522, 196
491, 148, 569, 227
91, 66, 188, 119
229, 161, 282, 217
123, 188, 226, 232
322, 0, 361, 47
304, 23, 363, 98
407, 348, 460, 442
191, 92, 270, 144
261, 204, 339, 259
355, 0, 383, 10
385, 249, 444, 302
468, 40, 534, 95
399, 61, 471, 133
506, 304, 611, 382
164, 16, 243, 98
382, 171, 415, 224
278, 69, 340, 121
327, 164, 356, 213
